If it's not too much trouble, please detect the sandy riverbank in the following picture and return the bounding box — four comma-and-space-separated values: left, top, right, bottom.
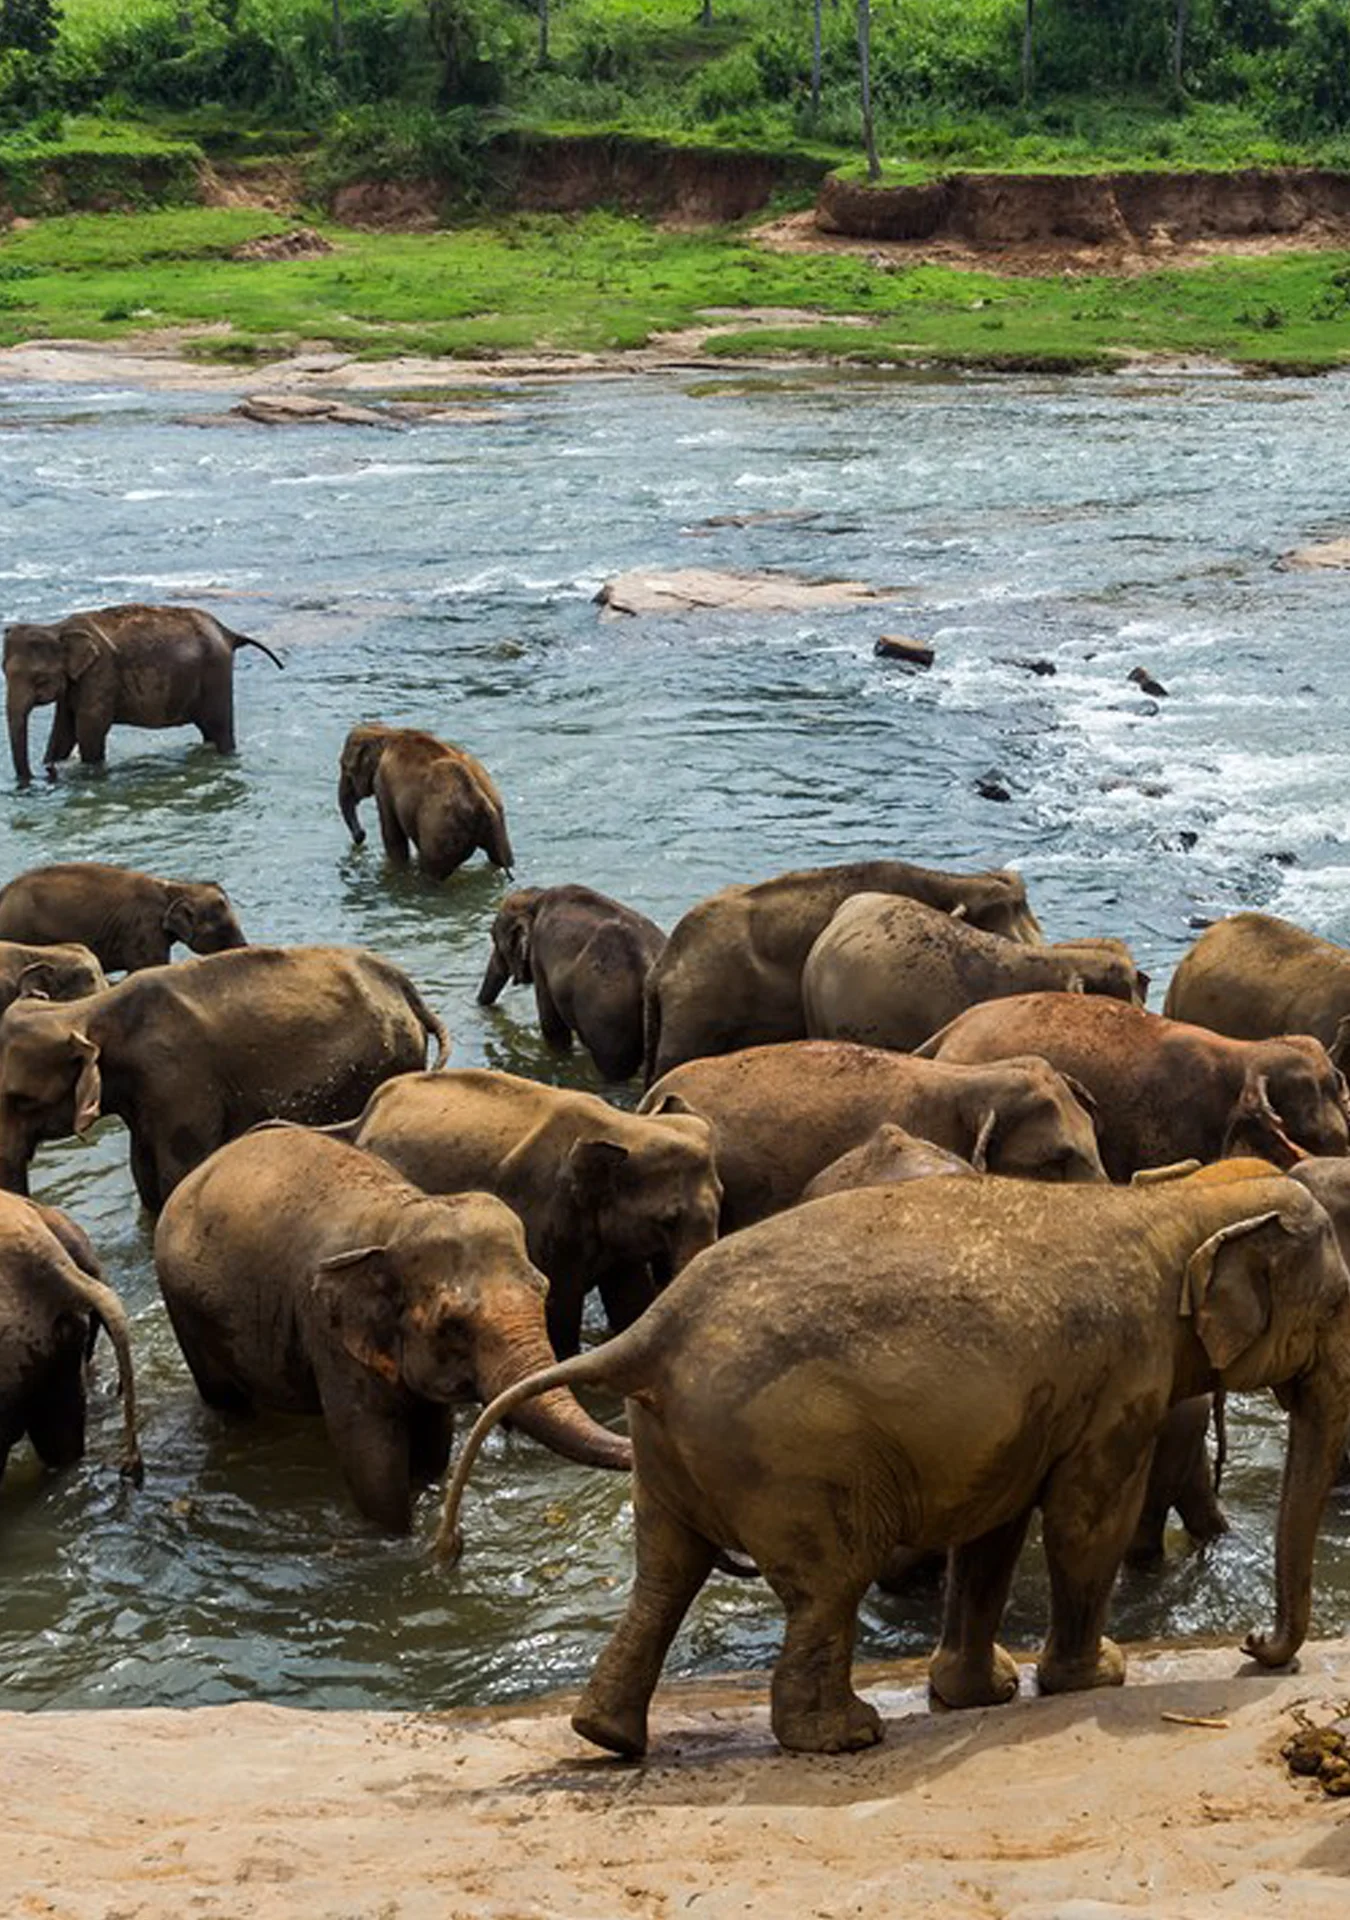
3, 1640, 1346, 1919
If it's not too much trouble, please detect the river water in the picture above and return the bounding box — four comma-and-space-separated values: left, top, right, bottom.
0, 364, 1348, 1711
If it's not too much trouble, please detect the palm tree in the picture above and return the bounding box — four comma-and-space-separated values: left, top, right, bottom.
858, 0, 880, 182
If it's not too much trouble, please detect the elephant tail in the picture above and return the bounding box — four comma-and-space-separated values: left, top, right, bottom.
435, 1321, 657, 1564
223, 625, 285, 671
399, 973, 450, 1068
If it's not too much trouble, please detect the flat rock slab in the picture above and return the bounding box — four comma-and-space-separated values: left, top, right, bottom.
597, 567, 907, 617
1278, 537, 1350, 570
233, 393, 403, 429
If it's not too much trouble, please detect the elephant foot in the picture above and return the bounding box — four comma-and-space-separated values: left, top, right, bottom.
1037, 1636, 1126, 1695
572, 1687, 648, 1759
928, 1642, 1021, 1710
771, 1690, 883, 1755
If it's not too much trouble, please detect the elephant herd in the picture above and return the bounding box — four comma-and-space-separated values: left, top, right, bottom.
3, 600, 1350, 1764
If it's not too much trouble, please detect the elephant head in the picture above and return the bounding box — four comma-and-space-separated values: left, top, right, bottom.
4, 617, 110, 785
0, 998, 103, 1193
3, 944, 107, 1010
1221, 1041, 1350, 1167
964, 868, 1043, 945
477, 889, 544, 1005
960, 1057, 1106, 1182
336, 724, 393, 844
551, 1111, 723, 1283
1174, 1181, 1350, 1668
302, 1191, 630, 1469
163, 882, 246, 956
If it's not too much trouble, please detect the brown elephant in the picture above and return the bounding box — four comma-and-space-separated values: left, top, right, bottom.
478, 884, 665, 1082
440, 1168, 1350, 1756
1289, 1156, 1350, 1482
640, 1039, 1104, 1231
0, 862, 246, 973
153, 1127, 629, 1533
0, 938, 106, 1013
4, 603, 283, 784
334, 1068, 722, 1358
643, 859, 1042, 1084
0, 1191, 141, 1485
1165, 912, 1350, 1061
338, 724, 514, 878
803, 894, 1145, 1053
0, 945, 449, 1211
917, 992, 1350, 1182
801, 1123, 976, 1199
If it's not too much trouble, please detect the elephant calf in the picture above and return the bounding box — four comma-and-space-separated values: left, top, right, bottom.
4, 602, 282, 784
339, 723, 514, 879
1166, 910, 1350, 1062
803, 893, 1144, 1053
918, 991, 1350, 1182
335, 1068, 722, 1358
479, 884, 665, 1082
0, 938, 106, 1014
0, 945, 449, 1211
0, 1192, 141, 1485
442, 1168, 1350, 1757
0, 862, 245, 974
154, 1128, 629, 1532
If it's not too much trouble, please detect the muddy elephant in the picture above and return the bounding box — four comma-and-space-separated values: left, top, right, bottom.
0, 938, 106, 1014
1289, 1156, 1350, 1482
0, 862, 246, 974
334, 1068, 722, 1358
0, 1191, 141, 1485
154, 1127, 629, 1532
338, 724, 514, 878
803, 894, 1145, 1053
917, 992, 1350, 1182
643, 859, 1042, 1084
801, 1123, 975, 1200
441, 1168, 1350, 1756
4, 603, 283, 784
478, 884, 665, 1082
1165, 912, 1350, 1061
640, 1039, 1103, 1231
0, 945, 449, 1211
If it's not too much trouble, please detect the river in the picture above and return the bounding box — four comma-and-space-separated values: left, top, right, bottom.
0, 363, 1347, 1709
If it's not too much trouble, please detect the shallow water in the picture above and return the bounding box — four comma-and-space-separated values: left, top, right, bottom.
0, 364, 1348, 1711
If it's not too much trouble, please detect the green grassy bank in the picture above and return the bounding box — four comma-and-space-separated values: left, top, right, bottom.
2, 204, 1350, 371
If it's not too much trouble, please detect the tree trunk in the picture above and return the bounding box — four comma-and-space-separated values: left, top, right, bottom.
1022, 0, 1034, 103
1172, 0, 1188, 96
701, 0, 713, 26
811, 0, 823, 115
539, 0, 549, 67
857, 0, 880, 183
331, 0, 344, 56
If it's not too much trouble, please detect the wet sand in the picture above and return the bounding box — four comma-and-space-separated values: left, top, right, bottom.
3, 1640, 1346, 1918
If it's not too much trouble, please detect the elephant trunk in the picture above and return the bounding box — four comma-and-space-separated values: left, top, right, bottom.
0, 1137, 32, 1195
7, 685, 34, 786
337, 773, 365, 845
474, 1311, 632, 1474
1244, 1350, 1350, 1668
57, 1256, 143, 1485
477, 947, 510, 1007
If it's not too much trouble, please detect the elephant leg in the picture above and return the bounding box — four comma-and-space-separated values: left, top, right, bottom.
43, 700, 77, 768
534, 974, 574, 1054
544, 1273, 585, 1360
573, 1485, 716, 1758
26, 1356, 87, 1470
1037, 1449, 1154, 1696
375, 788, 411, 867
408, 1401, 454, 1484
198, 672, 236, 753
161, 1296, 253, 1413
74, 707, 110, 767
928, 1510, 1032, 1708
763, 1564, 881, 1754
597, 1264, 657, 1335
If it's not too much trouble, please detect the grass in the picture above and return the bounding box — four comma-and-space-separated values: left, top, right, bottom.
2, 204, 1350, 369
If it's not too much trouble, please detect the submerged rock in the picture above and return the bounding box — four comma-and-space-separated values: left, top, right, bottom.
232, 393, 403, 430
1278, 537, 1350, 571
874, 634, 934, 667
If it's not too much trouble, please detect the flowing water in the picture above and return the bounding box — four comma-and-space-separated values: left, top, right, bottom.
1, 363, 1348, 1711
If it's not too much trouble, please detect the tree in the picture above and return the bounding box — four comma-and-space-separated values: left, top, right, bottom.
857, 0, 880, 182
538, 0, 549, 67
1171, 0, 1189, 95
332, 0, 345, 57
0, 0, 59, 57
1022, 0, 1035, 100
811, 0, 823, 115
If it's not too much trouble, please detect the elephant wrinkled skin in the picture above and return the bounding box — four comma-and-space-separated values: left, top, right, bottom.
0, 945, 448, 1211
337, 1068, 722, 1358
4, 602, 282, 784
338, 724, 514, 878
442, 1170, 1350, 1757
1165, 911, 1350, 1062
154, 1128, 629, 1532
643, 859, 1042, 1084
0, 862, 246, 974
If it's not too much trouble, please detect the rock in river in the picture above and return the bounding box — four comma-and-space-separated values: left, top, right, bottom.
595, 569, 907, 618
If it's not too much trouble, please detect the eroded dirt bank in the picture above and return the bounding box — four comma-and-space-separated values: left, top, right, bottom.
3, 1641, 1347, 1919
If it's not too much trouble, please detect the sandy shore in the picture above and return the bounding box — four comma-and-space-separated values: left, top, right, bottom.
3, 1640, 1346, 1918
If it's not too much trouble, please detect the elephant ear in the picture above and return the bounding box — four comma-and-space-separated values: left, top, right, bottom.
61, 623, 105, 680
70, 1031, 101, 1134
969, 1108, 997, 1173
645, 1090, 698, 1119
1222, 1071, 1306, 1169
506, 914, 532, 985
162, 895, 197, 944
1061, 1074, 1099, 1118
567, 1138, 629, 1199
309, 1245, 403, 1385
1181, 1211, 1281, 1371
15, 961, 56, 1002
1131, 1159, 1202, 1187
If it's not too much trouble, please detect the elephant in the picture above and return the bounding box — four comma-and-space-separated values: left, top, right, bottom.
643, 859, 1043, 1085
1289, 1156, 1350, 1482
801, 1123, 976, 1200
0, 1190, 141, 1485
0, 938, 106, 1014
338, 724, 514, 878
1165, 912, 1350, 1062
916, 992, 1350, 1182
0, 945, 449, 1211
333, 1068, 723, 1358
478, 884, 666, 1082
153, 1127, 630, 1533
639, 1039, 1104, 1231
4, 603, 283, 784
439, 1167, 1350, 1757
0, 862, 246, 974
802, 894, 1145, 1053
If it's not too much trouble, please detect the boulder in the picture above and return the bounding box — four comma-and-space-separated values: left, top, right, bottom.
596, 569, 906, 617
